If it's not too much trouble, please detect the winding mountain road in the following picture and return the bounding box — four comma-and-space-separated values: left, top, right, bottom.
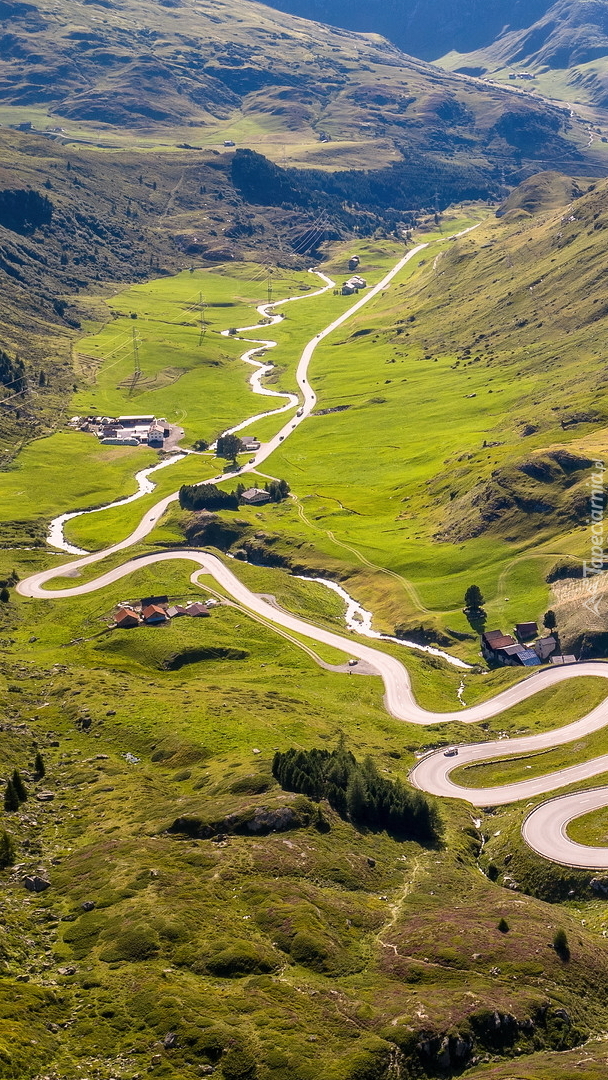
17, 227, 608, 869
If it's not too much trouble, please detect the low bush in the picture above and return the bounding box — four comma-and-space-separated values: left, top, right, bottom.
99, 924, 160, 963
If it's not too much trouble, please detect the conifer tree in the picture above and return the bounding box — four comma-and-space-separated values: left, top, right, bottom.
346, 771, 368, 824
4, 779, 19, 812
34, 752, 45, 779
12, 769, 27, 802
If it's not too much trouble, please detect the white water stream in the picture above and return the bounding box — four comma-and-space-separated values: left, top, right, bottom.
47, 452, 188, 555
297, 575, 471, 671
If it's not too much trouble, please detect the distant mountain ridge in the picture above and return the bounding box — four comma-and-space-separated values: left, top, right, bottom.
252, 0, 554, 61
255, 0, 608, 111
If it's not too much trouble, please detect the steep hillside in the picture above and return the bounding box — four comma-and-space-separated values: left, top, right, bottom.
0, 129, 332, 453
440, 0, 608, 113
0, 0, 593, 170
250, 0, 553, 63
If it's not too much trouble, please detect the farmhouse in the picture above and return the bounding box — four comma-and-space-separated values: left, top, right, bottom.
240, 436, 261, 452
534, 635, 558, 661
141, 604, 169, 624
147, 426, 165, 447
341, 275, 367, 296
481, 630, 541, 667
185, 602, 210, 617
515, 621, 538, 642
240, 487, 272, 506
114, 608, 139, 629
167, 605, 188, 618
481, 630, 516, 662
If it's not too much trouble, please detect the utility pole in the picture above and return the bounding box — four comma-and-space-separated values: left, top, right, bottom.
197, 292, 206, 346
267, 269, 273, 306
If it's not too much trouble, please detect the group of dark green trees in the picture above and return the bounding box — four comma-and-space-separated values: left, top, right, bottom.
3, 754, 44, 812
180, 482, 239, 512
179, 479, 290, 513
0, 189, 52, 234
272, 746, 441, 843
0, 348, 27, 395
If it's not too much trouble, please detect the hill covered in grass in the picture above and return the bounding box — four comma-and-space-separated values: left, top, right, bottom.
0, 0, 594, 169
2, 554, 608, 1079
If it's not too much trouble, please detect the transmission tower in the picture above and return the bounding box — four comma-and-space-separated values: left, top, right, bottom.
198, 292, 207, 346
267, 269, 273, 306
132, 326, 141, 375
128, 326, 141, 397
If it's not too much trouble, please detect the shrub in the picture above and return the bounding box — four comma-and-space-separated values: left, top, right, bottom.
99, 925, 160, 963
229, 774, 271, 795
0, 830, 16, 868
497, 917, 509, 933
222, 1046, 258, 1080
34, 752, 45, 778
205, 940, 276, 977
553, 927, 570, 959
289, 931, 329, 969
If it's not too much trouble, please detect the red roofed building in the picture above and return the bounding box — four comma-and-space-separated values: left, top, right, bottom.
141, 604, 169, 624
481, 629, 517, 663
114, 608, 140, 629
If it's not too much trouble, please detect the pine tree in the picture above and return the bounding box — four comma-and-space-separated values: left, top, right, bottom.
543, 610, 557, 631
0, 587, 9, 603
34, 752, 45, 779
12, 769, 27, 802
4, 780, 19, 812
346, 771, 368, 824
464, 584, 485, 611
0, 830, 16, 868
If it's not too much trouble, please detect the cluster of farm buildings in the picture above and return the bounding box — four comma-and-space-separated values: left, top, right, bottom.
70, 414, 170, 448
338, 255, 368, 296
481, 623, 576, 668
113, 596, 218, 629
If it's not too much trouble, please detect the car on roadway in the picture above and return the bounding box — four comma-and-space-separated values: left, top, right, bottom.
443, 747, 458, 757
348, 658, 358, 667
296, 408, 303, 416
249, 457, 255, 463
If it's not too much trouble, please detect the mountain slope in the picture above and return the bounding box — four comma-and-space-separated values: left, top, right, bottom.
440, 0, 608, 112
243, 0, 553, 63
0, 0, 593, 172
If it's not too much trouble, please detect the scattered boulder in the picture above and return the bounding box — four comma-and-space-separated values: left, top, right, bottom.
81, 900, 96, 911
24, 875, 50, 892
